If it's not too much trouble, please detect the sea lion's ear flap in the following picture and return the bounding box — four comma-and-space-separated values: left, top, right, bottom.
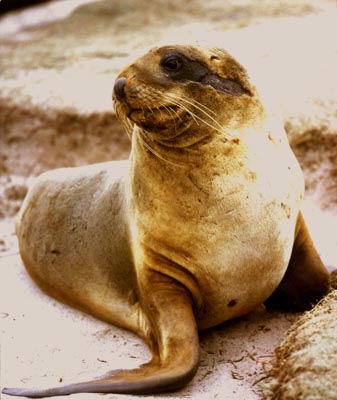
206, 47, 254, 96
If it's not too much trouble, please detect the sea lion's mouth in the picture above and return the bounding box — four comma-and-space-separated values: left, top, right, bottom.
128, 105, 190, 134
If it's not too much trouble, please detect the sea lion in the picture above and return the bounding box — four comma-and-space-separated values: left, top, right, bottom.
2, 45, 330, 398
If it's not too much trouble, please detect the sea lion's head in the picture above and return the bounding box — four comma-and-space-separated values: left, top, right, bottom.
113, 45, 265, 147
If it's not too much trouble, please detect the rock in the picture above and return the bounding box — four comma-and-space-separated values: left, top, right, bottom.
262, 288, 337, 400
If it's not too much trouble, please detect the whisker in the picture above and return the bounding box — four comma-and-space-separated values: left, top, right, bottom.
157, 101, 182, 133
169, 94, 223, 130
160, 96, 199, 126
160, 102, 180, 121
116, 92, 222, 163
162, 92, 223, 132
185, 97, 218, 118
163, 94, 224, 135
116, 106, 133, 142
166, 93, 218, 117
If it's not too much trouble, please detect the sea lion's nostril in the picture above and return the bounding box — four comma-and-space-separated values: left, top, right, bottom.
114, 77, 127, 100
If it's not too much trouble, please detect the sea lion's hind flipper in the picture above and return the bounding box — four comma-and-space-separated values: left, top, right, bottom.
2, 364, 196, 398
265, 211, 330, 311
2, 271, 200, 397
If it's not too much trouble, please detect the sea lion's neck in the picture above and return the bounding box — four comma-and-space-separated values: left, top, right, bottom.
132, 124, 254, 171
128, 128, 249, 214
130, 126, 241, 170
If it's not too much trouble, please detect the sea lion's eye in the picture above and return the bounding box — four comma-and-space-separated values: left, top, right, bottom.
161, 55, 183, 72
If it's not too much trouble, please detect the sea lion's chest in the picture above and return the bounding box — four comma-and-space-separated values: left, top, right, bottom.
131, 137, 304, 329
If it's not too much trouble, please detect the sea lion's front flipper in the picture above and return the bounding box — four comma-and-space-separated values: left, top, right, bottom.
265, 211, 330, 311
2, 271, 200, 398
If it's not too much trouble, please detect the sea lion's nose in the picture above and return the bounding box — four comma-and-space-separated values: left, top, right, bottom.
114, 77, 127, 100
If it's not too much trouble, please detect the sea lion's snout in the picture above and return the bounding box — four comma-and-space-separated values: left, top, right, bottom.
113, 77, 127, 100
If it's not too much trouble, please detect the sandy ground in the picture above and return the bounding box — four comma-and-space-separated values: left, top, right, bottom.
1, 1, 337, 399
